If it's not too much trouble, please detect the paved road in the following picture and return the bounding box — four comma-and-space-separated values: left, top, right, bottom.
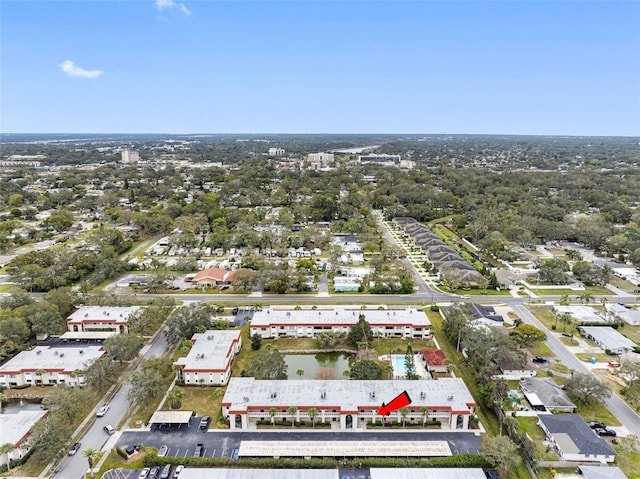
512, 304, 640, 437
117, 428, 482, 459
54, 332, 171, 479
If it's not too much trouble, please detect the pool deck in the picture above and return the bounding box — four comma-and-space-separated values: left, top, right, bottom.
388, 354, 431, 380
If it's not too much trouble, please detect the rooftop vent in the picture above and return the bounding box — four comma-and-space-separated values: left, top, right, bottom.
79, 350, 84, 354
59, 353, 64, 357
84, 313, 88, 318
36, 350, 41, 355
447, 395, 453, 401
54, 351, 59, 356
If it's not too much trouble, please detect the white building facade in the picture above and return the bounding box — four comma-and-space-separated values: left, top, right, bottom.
174, 330, 242, 385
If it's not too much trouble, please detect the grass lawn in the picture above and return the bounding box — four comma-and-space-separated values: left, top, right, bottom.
619, 325, 640, 344
576, 352, 616, 362
548, 362, 571, 374
261, 336, 320, 351
161, 386, 227, 428
613, 437, 640, 479
529, 308, 556, 330
97, 448, 148, 477
609, 275, 638, 292
527, 341, 554, 357
516, 416, 559, 462
529, 286, 612, 296
574, 400, 622, 426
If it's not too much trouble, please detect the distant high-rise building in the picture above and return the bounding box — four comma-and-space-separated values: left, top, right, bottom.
307, 152, 334, 169
268, 147, 285, 157
121, 149, 140, 163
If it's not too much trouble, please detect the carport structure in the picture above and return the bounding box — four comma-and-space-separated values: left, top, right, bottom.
238, 440, 452, 458
148, 411, 193, 428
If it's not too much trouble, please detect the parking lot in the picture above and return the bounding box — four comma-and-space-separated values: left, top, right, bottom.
117, 420, 482, 460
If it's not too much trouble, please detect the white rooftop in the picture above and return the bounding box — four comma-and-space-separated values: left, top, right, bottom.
67, 306, 140, 322
180, 469, 337, 479
555, 306, 607, 323
580, 327, 636, 351
251, 307, 430, 327
370, 469, 487, 479
0, 409, 47, 446
224, 378, 475, 413
175, 330, 241, 371
0, 346, 105, 374
238, 440, 451, 457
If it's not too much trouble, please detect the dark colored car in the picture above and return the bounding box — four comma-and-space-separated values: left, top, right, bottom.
588, 421, 606, 429
532, 356, 546, 363
596, 428, 617, 437
193, 443, 204, 457
68, 442, 81, 456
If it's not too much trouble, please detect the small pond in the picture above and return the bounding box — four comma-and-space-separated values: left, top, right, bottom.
284, 353, 352, 379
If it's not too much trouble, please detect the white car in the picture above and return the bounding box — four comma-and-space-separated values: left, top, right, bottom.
96, 404, 110, 417
139, 468, 150, 479
173, 465, 184, 478
158, 445, 168, 457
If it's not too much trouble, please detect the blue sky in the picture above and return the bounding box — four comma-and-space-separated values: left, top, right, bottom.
1, 1, 639, 135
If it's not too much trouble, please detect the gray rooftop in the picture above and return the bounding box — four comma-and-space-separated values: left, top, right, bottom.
370, 469, 487, 479
238, 440, 451, 457
180, 469, 337, 479
223, 378, 475, 413
175, 330, 241, 371
0, 409, 47, 446
538, 414, 616, 457
580, 327, 636, 351
520, 377, 576, 410
250, 307, 429, 328
580, 465, 628, 479
0, 345, 105, 374
67, 306, 140, 322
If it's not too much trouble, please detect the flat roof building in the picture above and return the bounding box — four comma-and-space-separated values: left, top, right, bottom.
0, 345, 105, 388
222, 377, 475, 431
64, 306, 140, 339
250, 307, 430, 340
175, 330, 242, 386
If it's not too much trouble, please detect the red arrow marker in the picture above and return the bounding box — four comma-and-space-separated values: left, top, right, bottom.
377, 390, 412, 416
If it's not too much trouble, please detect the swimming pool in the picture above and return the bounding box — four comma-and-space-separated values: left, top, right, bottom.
393, 355, 407, 375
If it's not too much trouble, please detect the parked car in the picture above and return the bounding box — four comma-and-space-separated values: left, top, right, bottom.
596, 428, 617, 437
561, 332, 572, 337
588, 421, 607, 429
158, 445, 168, 457
532, 356, 547, 363
103, 424, 115, 435
68, 442, 81, 456
174, 465, 184, 478
160, 464, 172, 479
96, 404, 110, 417
460, 294, 471, 299
193, 443, 204, 457
199, 416, 211, 430
139, 468, 150, 479
149, 466, 161, 479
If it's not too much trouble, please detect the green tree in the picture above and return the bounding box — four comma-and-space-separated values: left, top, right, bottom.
251, 333, 262, 351
349, 360, 382, 380
296, 369, 305, 379
347, 314, 373, 348
83, 447, 99, 479
167, 388, 185, 409
0, 443, 15, 472
288, 406, 298, 427
479, 435, 521, 475
307, 407, 318, 427
103, 333, 143, 363
564, 372, 612, 405
399, 406, 410, 427
164, 304, 212, 345
509, 324, 547, 346
404, 343, 419, 380
42, 385, 93, 424
243, 348, 288, 379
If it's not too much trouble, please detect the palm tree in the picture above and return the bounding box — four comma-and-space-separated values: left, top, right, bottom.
307, 407, 318, 427
0, 443, 15, 472
35, 369, 46, 385
296, 369, 305, 379
560, 294, 570, 306
0, 392, 5, 409
444, 359, 456, 378
399, 407, 409, 428
167, 388, 185, 409
287, 406, 298, 428
83, 447, 99, 479
269, 407, 277, 427
420, 407, 429, 426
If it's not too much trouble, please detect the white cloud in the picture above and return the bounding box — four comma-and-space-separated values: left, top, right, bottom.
155, 0, 191, 16
59, 60, 103, 79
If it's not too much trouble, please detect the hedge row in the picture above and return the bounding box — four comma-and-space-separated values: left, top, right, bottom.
142, 453, 490, 469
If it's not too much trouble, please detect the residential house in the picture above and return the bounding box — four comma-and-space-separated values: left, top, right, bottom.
222, 377, 476, 430
192, 267, 254, 288
579, 327, 636, 355
607, 304, 640, 326
420, 349, 448, 375
578, 465, 629, 479
175, 330, 242, 386
537, 414, 617, 463
0, 346, 105, 389
520, 377, 577, 413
